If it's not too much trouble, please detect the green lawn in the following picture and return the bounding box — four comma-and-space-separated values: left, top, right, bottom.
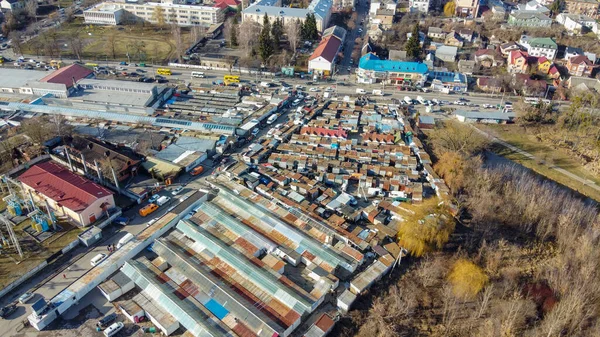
480, 124, 600, 202
22, 18, 192, 63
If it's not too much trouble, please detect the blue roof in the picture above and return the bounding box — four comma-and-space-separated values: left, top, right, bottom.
429, 71, 467, 84
358, 54, 428, 74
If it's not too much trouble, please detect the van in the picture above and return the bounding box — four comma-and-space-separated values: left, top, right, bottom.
96, 313, 117, 329
190, 165, 204, 176
139, 203, 158, 217
103, 322, 124, 337
356, 88, 366, 94
90, 253, 107, 267
116, 233, 134, 249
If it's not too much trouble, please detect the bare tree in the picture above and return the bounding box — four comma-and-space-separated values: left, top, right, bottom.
105, 32, 117, 59
25, 0, 38, 22
8, 31, 23, 55
69, 30, 85, 60
171, 23, 183, 63
285, 19, 301, 53
21, 117, 50, 145
237, 20, 261, 55
152, 6, 166, 30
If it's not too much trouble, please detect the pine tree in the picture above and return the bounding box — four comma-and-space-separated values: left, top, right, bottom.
271, 18, 283, 52
405, 23, 421, 61
306, 13, 318, 41
231, 16, 239, 47
258, 13, 274, 63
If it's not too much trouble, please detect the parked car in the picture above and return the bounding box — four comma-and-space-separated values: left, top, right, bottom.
18, 292, 34, 304
96, 313, 117, 329
90, 253, 107, 267
0, 304, 17, 318
148, 194, 160, 203
171, 186, 184, 195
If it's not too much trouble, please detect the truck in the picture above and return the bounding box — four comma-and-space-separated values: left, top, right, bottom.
440, 87, 450, 94
156, 196, 170, 207
356, 88, 366, 94
372, 89, 384, 96
260, 81, 272, 88
404, 96, 412, 104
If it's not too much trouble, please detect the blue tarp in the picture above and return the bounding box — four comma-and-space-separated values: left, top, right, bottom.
204, 299, 229, 320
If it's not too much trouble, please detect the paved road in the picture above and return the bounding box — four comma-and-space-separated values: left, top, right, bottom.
472, 126, 600, 193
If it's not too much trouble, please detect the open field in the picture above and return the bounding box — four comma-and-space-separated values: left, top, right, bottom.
22, 18, 193, 63
479, 124, 600, 202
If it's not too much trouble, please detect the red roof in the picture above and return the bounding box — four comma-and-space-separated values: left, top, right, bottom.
19, 161, 113, 213
215, 0, 239, 7
309, 36, 342, 63
537, 56, 549, 64
569, 55, 592, 66
509, 50, 528, 64
313, 314, 335, 333
300, 126, 347, 138
548, 65, 559, 74
40, 64, 94, 88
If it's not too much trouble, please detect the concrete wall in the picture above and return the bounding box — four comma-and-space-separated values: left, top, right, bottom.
0, 261, 48, 299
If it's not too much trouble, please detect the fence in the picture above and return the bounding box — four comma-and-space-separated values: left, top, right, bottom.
0, 261, 48, 299
167, 62, 276, 76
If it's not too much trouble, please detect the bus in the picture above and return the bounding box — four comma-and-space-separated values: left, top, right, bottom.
85, 62, 98, 68
224, 75, 240, 85
156, 68, 172, 75
524, 97, 551, 106
50, 60, 64, 68
191, 71, 205, 78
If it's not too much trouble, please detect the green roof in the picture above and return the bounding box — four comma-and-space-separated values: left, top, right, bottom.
529, 37, 557, 49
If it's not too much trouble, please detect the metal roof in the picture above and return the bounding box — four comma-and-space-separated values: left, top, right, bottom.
0, 69, 48, 89
358, 54, 428, 74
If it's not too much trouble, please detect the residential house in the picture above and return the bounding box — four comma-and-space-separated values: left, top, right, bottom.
19, 161, 115, 227
507, 11, 552, 27
477, 77, 503, 93
444, 31, 464, 48
548, 65, 561, 79
519, 36, 557, 60
436, 45, 458, 62
427, 27, 446, 39
0, 0, 31, 11
409, 0, 430, 12
567, 55, 596, 76
564, 0, 600, 19
458, 60, 476, 74
500, 41, 521, 56
516, 0, 550, 13
556, 13, 598, 33
374, 9, 395, 28
567, 76, 600, 91
535, 56, 552, 74
513, 74, 548, 96
474, 49, 505, 67
564, 46, 584, 60
490, 0, 507, 19
508, 50, 530, 74
457, 28, 474, 42
454, 0, 479, 17
367, 24, 384, 41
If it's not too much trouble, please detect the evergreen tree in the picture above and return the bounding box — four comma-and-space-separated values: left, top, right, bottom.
405, 23, 421, 61
301, 13, 318, 41
258, 13, 274, 63
230, 16, 239, 47
271, 18, 283, 52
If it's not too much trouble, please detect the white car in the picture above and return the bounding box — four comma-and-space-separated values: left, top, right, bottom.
90, 253, 107, 267
171, 186, 184, 195
324, 87, 334, 92
146, 218, 159, 227
148, 194, 160, 203
18, 292, 34, 304
309, 87, 319, 92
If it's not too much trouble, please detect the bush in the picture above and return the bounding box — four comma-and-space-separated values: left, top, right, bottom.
448, 258, 488, 298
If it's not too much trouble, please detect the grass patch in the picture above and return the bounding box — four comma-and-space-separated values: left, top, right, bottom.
482, 125, 600, 202
22, 18, 192, 63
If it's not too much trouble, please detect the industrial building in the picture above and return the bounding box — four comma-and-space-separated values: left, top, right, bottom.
18, 161, 116, 227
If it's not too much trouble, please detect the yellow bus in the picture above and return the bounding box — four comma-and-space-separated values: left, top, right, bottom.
85, 62, 98, 68
50, 60, 64, 68
157, 68, 172, 75
224, 75, 240, 85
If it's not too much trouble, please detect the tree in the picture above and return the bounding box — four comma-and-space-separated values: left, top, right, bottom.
443, 1, 456, 17
397, 199, 455, 257
8, 31, 23, 56
285, 19, 301, 53
171, 23, 183, 63
25, 0, 38, 22
230, 16, 238, 47
302, 13, 318, 41
271, 18, 283, 52
434, 151, 482, 193
21, 117, 50, 145
549, 0, 562, 14
99, 157, 121, 185
106, 32, 117, 59
428, 119, 489, 156
238, 20, 261, 55
258, 14, 274, 63
68, 30, 85, 61
448, 259, 489, 299
152, 6, 166, 30
514, 100, 555, 127
405, 23, 421, 61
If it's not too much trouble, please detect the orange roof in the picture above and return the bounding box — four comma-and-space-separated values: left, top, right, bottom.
309, 36, 342, 63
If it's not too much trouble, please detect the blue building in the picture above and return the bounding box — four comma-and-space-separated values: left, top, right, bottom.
428, 71, 468, 93
356, 53, 429, 86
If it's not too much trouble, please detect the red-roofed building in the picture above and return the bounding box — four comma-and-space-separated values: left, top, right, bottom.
19, 161, 115, 227
508, 50, 529, 74
308, 35, 343, 77
300, 126, 348, 139
303, 313, 335, 337
567, 55, 596, 77
214, 0, 240, 10
39, 64, 94, 97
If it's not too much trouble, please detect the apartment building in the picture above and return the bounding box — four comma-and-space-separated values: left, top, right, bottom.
242, 0, 332, 32
454, 0, 479, 17
84, 1, 224, 26
565, 0, 600, 19
409, 0, 430, 13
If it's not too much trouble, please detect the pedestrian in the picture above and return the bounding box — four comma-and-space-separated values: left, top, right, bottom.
63, 274, 66, 279
107, 245, 111, 252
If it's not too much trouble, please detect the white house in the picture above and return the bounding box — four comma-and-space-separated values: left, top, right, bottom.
556, 13, 598, 34
409, 0, 430, 12
0, 0, 30, 11
308, 33, 343, 76
519, 35, 558, 60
